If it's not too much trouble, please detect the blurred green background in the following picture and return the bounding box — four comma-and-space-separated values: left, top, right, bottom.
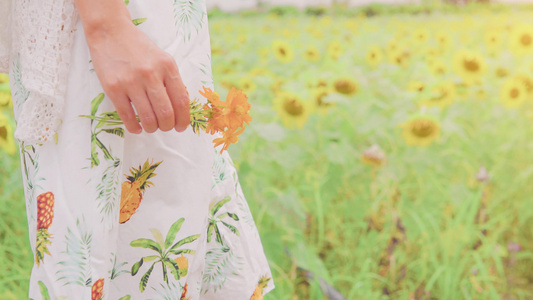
2, 1, 533, 299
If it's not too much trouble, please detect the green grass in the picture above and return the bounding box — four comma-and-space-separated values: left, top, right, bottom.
3, 5, 533, 300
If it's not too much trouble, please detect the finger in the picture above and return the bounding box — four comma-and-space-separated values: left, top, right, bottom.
164, 69, 190, 132
146, 84, 175, 132
128, 89, 159, 133
106, 90, 142, 134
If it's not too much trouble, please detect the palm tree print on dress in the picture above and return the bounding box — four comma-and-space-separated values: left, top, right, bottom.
119, 158, 162, 224
79, 93, 125, 228
130, 217, 200, 292
206, 196, 240, 245
201, 196, 243, 294
35, 192, 54, 265
20, 142, 44, 223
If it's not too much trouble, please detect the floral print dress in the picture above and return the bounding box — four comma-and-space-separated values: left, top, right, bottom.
8, 0, 274, 299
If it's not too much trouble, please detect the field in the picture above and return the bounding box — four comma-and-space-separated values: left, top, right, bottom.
2, 3, 533, 299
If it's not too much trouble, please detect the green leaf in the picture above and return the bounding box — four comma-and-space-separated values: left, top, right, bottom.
130, 238, 163, 254
131, 258, 143, 276
90, 93, 105, 116
164, 218, 185, 249
210, 196, 231, 216
162, 257, 180, 280
168, 248, 196, 256
221, 221, 240, 236
139, 263, 155, 292
207, 224, 214, 243
217, 212, 239, 221
142, 255, 159, 262
149, 228, 165, 248
133, 18, 148, 26
118, 296, 131, 300
170, 234, 201, 252
38, 281, 50, 300
124, 0, 129, 4
162, 260, 168, 283
101, 127, 125, 138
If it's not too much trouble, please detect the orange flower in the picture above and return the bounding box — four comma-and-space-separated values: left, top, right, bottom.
222, 87, 252, 130
213, 126, 245, 154
199, 86, 224, 107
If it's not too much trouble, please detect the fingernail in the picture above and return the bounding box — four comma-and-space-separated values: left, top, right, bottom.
135, 128, 142, 134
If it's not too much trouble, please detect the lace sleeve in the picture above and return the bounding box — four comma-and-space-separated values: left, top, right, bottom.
11, 0, 79, 145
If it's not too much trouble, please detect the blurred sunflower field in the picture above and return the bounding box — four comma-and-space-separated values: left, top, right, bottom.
2, 2, 533, 299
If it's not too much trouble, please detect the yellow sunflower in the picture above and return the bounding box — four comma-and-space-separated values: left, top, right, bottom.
512, 73, 533, 96
333, 78, 358, 96
484, 30, 502, 54
238, 77, 257, 94
387, 49, 410, 68
408, 81, 425, 93
327, 40, 344, 60
411, 28, 430, 46
453, 50, 487, 85
399, 116, 441, 147
303, 46, 320, 62
500, 78, 527, 109
312, 87, 336, 116
273, 91, 313, 129
429, 59, 448, 76
434, 30, 452, 53
0, 112, 16, 155
0, 79, 12, 110
420, 82, 456, 109
509, 24, 533, 56
272, 40, 294, 64
365, 45, 383, 68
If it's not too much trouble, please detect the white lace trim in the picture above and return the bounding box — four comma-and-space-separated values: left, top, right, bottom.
5, 0, 78, 145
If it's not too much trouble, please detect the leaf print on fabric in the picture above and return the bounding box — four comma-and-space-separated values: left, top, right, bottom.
199, 53, 214, 87
173, 0, 205, 42
56, 217, 93, 287
130, 218, 200, 292
110, 253, 130, 280
20, 142, 44, 223
11, 54, 30, 109
38, 281, 51, 300
120, 158, 162, 224
96, 157, 122, 228
35, 192, 54, 265
150, 281, 186, 300
211, 148, 229, 189
201, 237, 243, 294
207, 196, 240, 245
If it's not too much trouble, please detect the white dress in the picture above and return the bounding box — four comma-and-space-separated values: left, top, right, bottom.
8, 0, 274, 299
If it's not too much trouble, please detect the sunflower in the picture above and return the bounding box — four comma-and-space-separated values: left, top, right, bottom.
272, 40, 294, 64
495, 67, 508, 78
512, 73, 533, 96
429, 59, 448, 76
408, 81, 425, 93
453, 50, 487, 85
509, 24, 533, 55
500, 78, 527, 109
399, 116, 441, 146
333, 78, 357, 95
412, 28, 430, 46
387, 49, 410, 68
312, 87, 335, 116
365, 45, 383, 68
327, 40, 344, 60
434, 30, 452, 53
303, 46, 320, 62
420, 82, 456, 109
273, 91, 313, 129
0, 112, 16, 155
484, 30, 502, 54
238, 77, 257, 94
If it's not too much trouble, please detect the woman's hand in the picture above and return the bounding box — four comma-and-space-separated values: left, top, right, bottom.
76, 0, 190, 134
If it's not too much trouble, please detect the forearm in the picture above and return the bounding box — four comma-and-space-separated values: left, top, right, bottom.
74, 0, 133, 42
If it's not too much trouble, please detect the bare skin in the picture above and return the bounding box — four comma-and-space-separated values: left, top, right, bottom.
74, 0, 190, 134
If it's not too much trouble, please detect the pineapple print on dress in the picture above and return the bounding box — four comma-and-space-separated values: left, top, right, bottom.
250, 275, 271, 300
35, 191, 54, 265
91, 278, 104, 300
120, 158, 162, 223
